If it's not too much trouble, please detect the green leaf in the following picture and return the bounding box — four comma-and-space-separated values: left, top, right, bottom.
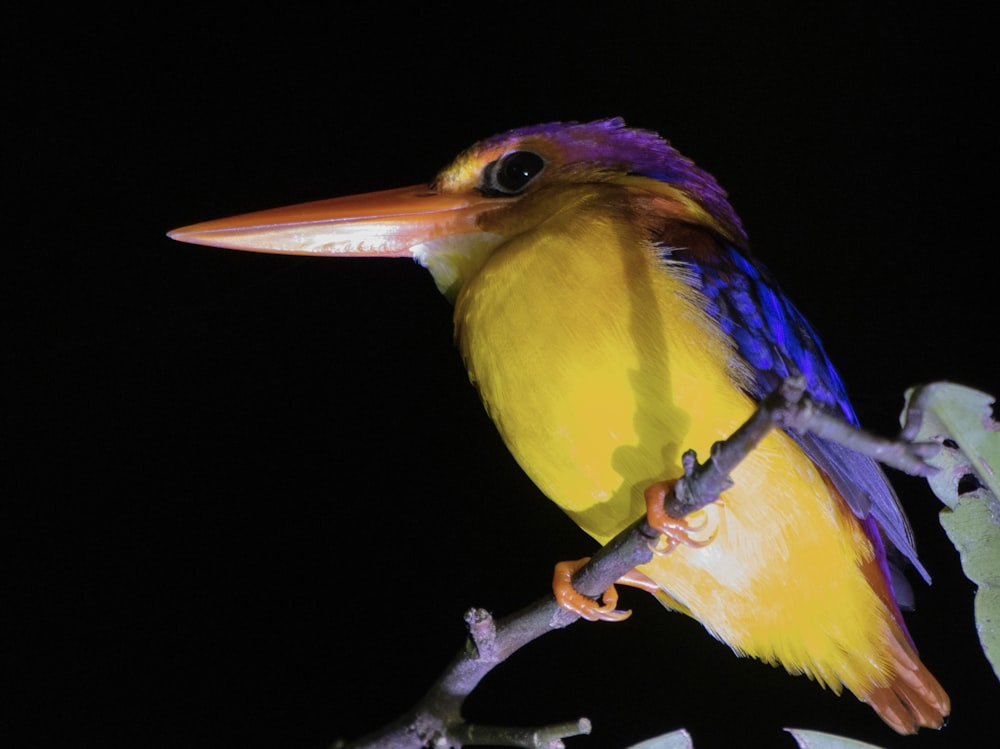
626, 728, 693, 748
785, 728, 886, 748
901, 382, 1000, 680
626, 728, 888, 748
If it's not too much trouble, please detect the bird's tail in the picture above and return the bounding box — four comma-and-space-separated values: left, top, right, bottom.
858, 551, 950, 734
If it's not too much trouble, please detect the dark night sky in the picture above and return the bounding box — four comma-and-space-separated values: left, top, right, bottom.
8, 5, 998, 748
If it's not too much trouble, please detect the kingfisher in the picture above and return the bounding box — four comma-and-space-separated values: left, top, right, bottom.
169, 118, 949, 734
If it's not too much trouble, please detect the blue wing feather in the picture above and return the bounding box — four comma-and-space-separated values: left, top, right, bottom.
677, 241, 928, 584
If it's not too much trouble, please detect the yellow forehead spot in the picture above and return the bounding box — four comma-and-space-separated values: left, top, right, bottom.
434, 144, 508, 193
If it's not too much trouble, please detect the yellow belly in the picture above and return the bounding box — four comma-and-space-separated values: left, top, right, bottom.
454, 216, 890, 695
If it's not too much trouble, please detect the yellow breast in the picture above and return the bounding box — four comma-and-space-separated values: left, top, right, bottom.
455, 185, 754, 536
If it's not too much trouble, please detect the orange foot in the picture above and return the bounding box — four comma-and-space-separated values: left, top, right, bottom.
644, 478, 722, 555
553, 560, 662, 622
553, 557, 631, 621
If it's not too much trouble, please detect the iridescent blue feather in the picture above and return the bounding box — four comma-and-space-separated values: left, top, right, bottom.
687, 241, 928, 585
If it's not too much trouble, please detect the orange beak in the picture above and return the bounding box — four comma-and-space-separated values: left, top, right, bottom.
168, 185, 505, 257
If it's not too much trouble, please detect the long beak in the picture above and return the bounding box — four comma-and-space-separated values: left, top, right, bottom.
167, 185, 504, 257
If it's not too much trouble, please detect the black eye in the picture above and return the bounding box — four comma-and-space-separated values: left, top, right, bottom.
481, 150, 545, 196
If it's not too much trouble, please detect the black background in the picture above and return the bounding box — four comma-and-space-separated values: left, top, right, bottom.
8, 4, 998, 748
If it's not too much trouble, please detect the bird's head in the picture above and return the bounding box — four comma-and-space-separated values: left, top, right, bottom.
169, 117, 747, 302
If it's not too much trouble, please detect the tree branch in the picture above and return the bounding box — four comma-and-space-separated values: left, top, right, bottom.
334, 376, 939, 748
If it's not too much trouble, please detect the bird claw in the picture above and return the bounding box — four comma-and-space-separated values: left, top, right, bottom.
644, 479, 722, 555
552, 557, 631, 622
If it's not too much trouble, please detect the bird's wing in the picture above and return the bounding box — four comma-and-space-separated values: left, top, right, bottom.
665, 238, 928, 584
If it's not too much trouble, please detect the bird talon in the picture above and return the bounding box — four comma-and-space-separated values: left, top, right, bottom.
644, 479, 723, 554
553, 557, 631, 622
648, 534, 679, 556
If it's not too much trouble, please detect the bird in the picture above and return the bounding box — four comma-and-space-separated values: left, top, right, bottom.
169, 117, 949, 734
